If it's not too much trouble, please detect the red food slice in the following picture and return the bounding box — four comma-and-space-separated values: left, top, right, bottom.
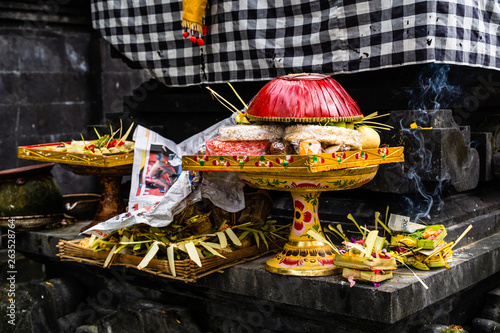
205, 138, 271, 156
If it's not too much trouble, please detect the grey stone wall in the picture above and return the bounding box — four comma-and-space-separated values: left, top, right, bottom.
0, 0, 148, 194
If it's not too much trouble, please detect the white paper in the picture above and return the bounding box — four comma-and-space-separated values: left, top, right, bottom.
388, 214, 426, 233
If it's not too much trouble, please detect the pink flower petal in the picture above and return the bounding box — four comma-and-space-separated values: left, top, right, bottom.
348, 276, 355, 288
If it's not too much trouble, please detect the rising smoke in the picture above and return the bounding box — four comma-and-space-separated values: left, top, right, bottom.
408, 63, 462, 112
402, 63, 461, 221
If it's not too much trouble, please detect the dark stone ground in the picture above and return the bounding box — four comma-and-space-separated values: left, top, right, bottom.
2, 180, 499, 333
0, 251, 499, 333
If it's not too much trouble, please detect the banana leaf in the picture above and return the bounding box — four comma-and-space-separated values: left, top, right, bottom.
225, 227, 242, 246
167, 245, 176, 277
185, 242, 202, 267
137, 241, 160, 270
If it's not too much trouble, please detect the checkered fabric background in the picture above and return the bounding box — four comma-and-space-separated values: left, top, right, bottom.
91, 0, 500, 87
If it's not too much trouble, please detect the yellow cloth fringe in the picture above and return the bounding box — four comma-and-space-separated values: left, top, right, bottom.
182, 0, 208, 33
181, 19, 203, 33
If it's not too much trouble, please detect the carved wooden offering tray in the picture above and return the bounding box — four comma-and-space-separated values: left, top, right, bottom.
18, 143, 133, 231
183, 150, 403, 276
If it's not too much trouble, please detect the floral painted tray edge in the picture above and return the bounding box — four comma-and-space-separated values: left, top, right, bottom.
18, 143, 134, 168
182, 147, 404, 173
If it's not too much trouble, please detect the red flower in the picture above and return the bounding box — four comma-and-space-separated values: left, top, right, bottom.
294, 198, 313, 225
292, 198, 313, 236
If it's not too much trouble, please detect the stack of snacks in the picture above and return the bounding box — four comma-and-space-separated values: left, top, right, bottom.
206, 125, 283, 155
334, 229, 397, 284
204, 74, 392, 157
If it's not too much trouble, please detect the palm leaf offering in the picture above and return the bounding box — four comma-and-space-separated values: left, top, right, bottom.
52, 121, 135, 155
78, 215, 289, 275
322, 209, 473, 287
333, 228, 397, 286
395, 224, 472, 272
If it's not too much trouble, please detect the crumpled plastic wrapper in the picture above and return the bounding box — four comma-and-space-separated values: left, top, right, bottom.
200, 172, 245, 212
217, 124, 284, 141
148, 171, 245, 225
84, 115, 246, 237
269, 140, 294, 155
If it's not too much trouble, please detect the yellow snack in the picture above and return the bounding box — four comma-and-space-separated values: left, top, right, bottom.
284, 125, 362, 149
299, 139, 322, 155
357, 126, 380, 149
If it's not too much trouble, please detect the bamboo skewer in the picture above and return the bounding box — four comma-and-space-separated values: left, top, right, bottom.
448, 225, 473, 252
393, 271, 426, 276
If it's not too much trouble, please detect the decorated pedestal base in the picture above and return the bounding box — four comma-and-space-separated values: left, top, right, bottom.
238, 165, 379, 276
265, 191, 339, 276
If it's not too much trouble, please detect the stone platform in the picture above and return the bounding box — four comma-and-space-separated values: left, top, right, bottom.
7, 189, 500, 332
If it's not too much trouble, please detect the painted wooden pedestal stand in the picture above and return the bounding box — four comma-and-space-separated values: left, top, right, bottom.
183, 147, 403, 276
238, 165, 379, 276
60, 163, 132, 231
18, 143, 134, 232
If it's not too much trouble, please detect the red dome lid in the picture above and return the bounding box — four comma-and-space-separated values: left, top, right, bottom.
246, 73, 363, 123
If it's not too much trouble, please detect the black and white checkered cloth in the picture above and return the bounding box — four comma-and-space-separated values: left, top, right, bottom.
91, 0, 500, 87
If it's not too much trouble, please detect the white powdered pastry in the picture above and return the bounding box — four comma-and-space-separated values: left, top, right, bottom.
218, 125, 284, 141
284, 125, 362, 150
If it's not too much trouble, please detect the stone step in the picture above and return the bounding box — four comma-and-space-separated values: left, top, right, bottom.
470, 318, 500, 333
480, 286, 500, 323
193, 232, 500, 332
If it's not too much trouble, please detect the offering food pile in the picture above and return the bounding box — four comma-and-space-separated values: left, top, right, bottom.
206, 74, 389, 156
206, 121, 382, 156
52, 122, 135, 155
